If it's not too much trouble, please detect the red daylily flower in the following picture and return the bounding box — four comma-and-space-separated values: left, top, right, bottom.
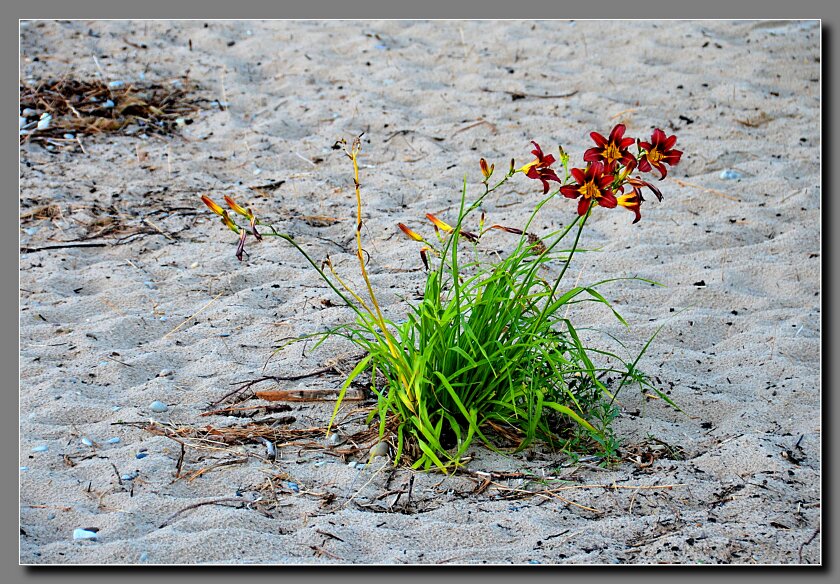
615, 177, 663, 223
520, 141, 561, 194
637, 129, 682, 179
398, 223, 424, 242
584, 124, 636, 170
559, 161, 617, 216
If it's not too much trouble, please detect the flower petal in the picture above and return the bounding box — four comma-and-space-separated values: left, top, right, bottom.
590, 132, 608, 147
578, 196, 592, 216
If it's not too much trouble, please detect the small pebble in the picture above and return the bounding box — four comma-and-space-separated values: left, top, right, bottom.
20, 466, 29, 472
143, 281, 156, 289
24, 227, 39, 236
121, 471, 139, 481
19, 117, 26, 129
327, 432, 344, 446
149, 401, 168, 413
219, 333, 230, 337
36, 113, 52, 131
108, 80, 125, 89
190, 262, 199, 269
286, 482, 300, 493
529, 559, 541, 564
32, 445, 49, 453
73, 528, 98, 541
106, 437, 121, 444
63, 133, 75, 140
102, 99, 115, 109
347, 461, 357, 468
139, 552, 149, 562
81, 437, 94, 447
159, 316, 168, 321
111, 406, 121, 412
369, 441, 390, 459
157, 369, 173, 378
22, 108, 37, 116
135, 452, 149, 459
47, 513, 56, 520
719, 169, 743, 180
175, 117, 186, 126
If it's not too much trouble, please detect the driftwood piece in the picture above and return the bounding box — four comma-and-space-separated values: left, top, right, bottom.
255, 388, 365, 402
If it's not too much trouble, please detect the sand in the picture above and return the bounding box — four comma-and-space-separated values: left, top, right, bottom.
19, 19, 821, 564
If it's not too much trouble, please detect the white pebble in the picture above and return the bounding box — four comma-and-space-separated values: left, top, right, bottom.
719, 169, 743, 180
36, 113, 52, 131
108, 80, 125, 89
20, 117, 27, 129
106, 437, 121, 444
189, 262, 199, 269
32, 445, 48, 453
73, 528, 98, 541
149, 401, 168, 413
157, 369, 173, 378
347, 461, 357, 468
81, 437, 94, 447
102, 99, 115, 109
20, 466, 29, 472
22, 108, 36, 116
63, 133, 75, 140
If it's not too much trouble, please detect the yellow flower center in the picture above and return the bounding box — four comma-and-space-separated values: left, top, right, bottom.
578, 180, 600, 200
647, 147, 665, 164
603, 142, 621, 163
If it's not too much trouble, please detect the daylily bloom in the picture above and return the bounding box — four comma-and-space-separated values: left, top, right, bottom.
584, 124, 636, 170
201, 195, 225, 216
615, 177, 663, 223
520, 141, 561, 194
398, 223, 424, 242
479, 158, 494, 181
637, 129, 682, 179
559, 161, 617, 216
224, 195, 254, 220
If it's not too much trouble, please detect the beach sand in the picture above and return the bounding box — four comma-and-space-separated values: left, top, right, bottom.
19, 20, 820, 564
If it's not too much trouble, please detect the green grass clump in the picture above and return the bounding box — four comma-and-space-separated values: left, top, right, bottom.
202, 128, 684, 473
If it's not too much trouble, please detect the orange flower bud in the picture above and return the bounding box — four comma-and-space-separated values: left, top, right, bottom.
201, 195, 225, 216
221, 210, 240, 234
224, 195, 253, 219
425, 213, 453, 234
398, 223, 424, 242
479, 158, 494, 180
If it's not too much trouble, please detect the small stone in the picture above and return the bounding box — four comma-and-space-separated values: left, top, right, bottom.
347, 461, 357, 468
286, 482, 300, 493
106, 437, 121, 444
73, 528, 98, 541
22, 108, 37, 116
719, 168, 743, 180
190, 262, 199, 269
369, 441, 390, 459
121, 471, 139, 481
36, 113, 52, 131
108, 80, 125, 89
81, 437, 94, 447
102, 99, 115, 109
111, 406, 121, 412
149, 401, 168, 413
327, 432, 344, 446
157, 369, 174, 378
143, 281, 156, 289
139, 552, 149, 562
19, 117, 27, 129
135, 452, 149, 459
63, 133, 75, 140
47, 513, 56, 520
32, 445, 48, 453
529, 559, 541, 564
159, 316, 168, 321
20, 466, 29, 472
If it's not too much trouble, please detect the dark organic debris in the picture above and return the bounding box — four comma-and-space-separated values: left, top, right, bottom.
20, 77, 204, 148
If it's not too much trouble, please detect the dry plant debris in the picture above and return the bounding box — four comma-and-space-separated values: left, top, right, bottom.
20, 77, 204, 149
